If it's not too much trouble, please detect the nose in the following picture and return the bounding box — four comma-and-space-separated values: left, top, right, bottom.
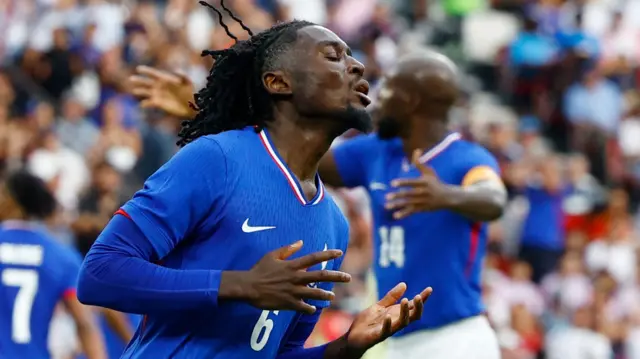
347, 56, 365, 78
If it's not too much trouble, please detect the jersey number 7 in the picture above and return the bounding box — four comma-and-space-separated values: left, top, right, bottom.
2, 268, 38, 344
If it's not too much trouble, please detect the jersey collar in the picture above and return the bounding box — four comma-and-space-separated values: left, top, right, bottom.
402, 132, 462, 171
258, 129, 325, 206
418, 132, 462, 163
0, 220, 48, 233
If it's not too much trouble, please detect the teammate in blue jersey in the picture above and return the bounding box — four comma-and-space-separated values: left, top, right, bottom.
77, 3, 432, 359
318, 52, 508, 359
0, 171, 106, 359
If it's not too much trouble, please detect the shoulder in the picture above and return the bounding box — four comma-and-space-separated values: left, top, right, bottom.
451, 139, 499, 169
196, 129, 262, 169
42, 235, 83, 267
154, 135, 229, 183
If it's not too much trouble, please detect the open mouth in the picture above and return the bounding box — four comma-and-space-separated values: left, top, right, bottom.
354, 79, 371, 107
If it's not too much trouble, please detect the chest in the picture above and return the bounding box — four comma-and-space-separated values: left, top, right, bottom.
365, 152, 463, 213
168, 167, 349, 274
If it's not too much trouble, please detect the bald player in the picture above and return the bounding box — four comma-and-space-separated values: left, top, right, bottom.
319, 51, 506, 358
128, 51, 506, 359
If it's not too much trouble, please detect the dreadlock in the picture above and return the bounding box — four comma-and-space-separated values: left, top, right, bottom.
177, 1, 314, 147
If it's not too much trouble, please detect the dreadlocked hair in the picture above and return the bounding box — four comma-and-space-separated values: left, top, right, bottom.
177, 0, 314, 147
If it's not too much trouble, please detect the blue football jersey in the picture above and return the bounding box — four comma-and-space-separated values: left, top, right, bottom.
0, 221, 82, 359
118, 127, 349, 358
332, 132, 500, 334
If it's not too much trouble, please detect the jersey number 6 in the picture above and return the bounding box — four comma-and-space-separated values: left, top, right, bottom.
378, 226, 405, 268
250, 310, 279, 351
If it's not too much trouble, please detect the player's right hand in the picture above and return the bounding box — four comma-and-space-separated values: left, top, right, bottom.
234, 240, 351, 314
129, 66, 197, 119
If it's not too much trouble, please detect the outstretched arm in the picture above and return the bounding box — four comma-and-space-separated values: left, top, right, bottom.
278, 284, 432, 359
130, 66, 198, 118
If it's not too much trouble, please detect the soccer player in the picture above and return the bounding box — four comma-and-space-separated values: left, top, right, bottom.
321, 52, 507, 359
0, 170, 106, 359
77, 4, 432, 359
127, 50, 504, 359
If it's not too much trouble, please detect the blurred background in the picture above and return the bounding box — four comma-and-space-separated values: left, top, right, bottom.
2, 0, 640, 358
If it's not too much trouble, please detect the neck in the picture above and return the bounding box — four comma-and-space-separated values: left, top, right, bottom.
266, 112, 340, 182
401, 116, 448, 158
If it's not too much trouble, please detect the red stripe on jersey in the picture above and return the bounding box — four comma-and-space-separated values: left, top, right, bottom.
62, 288, 77, 300
114, 208, 131, 219
465, 223, 482, 277
258, 131, 307, 204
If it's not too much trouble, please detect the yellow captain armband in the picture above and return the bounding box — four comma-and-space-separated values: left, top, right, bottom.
461, 166, 503, 188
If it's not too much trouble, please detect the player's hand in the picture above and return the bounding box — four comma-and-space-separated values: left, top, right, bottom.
345, 283, 432, 354
385, 149, 450, 219
129, 66, 197, 118
239, 240, 351, 314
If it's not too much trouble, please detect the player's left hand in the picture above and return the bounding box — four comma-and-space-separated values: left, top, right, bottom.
345, 283, 432, 354
385, 149, 450, 219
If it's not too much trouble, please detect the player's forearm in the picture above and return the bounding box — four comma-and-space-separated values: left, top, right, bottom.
277, 335, 364, 359
102, 308, 135, 343
442, 184, 506, 221
76, 320, 107, 359
323, 334, 366, 359
77, 215, 224, 313
78, 253, 222, 313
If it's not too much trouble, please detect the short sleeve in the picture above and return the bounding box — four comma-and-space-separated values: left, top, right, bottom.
458, 145, 502, 187
330, 134, 378, 188
120, 137, 227, 259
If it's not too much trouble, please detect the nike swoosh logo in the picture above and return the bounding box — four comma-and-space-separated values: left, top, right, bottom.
309, 243, 329, 289
369, 182, 387, 191
320, 243, 328, 270
241, 219, 276, 233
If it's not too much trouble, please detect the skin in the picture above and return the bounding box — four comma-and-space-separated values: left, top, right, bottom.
321, 50, 506, 221
260, 25, 372, 193
0, 184, 107, 359
130, 26, 433, 358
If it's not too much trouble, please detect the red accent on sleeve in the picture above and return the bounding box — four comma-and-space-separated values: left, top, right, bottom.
62, 288, 77, 300
114, 208, 131, 219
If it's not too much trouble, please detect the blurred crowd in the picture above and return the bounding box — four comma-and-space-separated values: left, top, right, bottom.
2, 0, 640, 358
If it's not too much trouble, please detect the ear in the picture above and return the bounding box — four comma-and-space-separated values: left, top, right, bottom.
262, 71, 292, 96
401, 92, 421, 113
395, 87, 420, 114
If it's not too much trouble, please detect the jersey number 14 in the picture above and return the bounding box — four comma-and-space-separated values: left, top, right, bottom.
378, 226, 405, 268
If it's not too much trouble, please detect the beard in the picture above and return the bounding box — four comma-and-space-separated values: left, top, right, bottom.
316, 104, 373, 135
376, 116, 401, 139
